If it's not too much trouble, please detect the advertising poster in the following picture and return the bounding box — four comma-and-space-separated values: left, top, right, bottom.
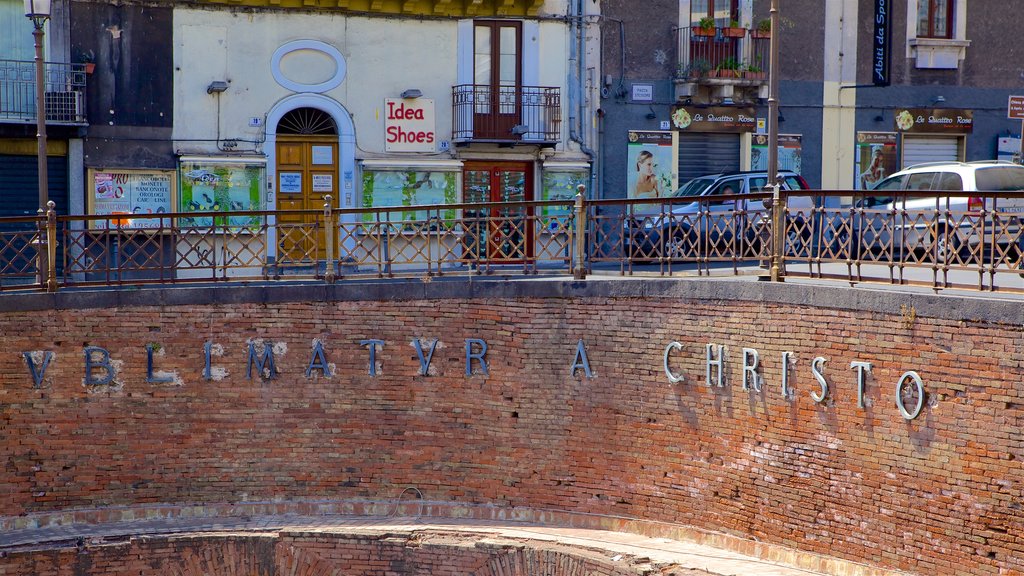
751, 134, 803, 174
179, 157, 266, 228
626, 130, 677, 199
854, 132, 898, 190
540, 168, 588, 231
89, 170, 175, 229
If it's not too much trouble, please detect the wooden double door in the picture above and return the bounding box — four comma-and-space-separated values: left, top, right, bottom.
275, 136, 339, 260
462, 161, 533, 262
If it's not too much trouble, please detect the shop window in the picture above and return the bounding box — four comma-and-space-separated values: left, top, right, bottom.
360, 169, 458, 230
907, 0, 969, 69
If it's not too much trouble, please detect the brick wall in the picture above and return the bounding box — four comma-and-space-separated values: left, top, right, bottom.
1, 282, 1021, 574
0, 532, 640, 575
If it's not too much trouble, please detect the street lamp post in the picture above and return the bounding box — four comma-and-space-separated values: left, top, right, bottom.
25, 0, 51, 289
25, 0, 51, 212
767, 0, 783, 282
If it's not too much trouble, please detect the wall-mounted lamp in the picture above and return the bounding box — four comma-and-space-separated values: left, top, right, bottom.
874, 114, 885, 122
778, 114, 786, 123
645, 106, 657, 120
510, 124, 529, 136
932, 95, 946, 105
207, 81, 229, 94
400, 89, 422, 99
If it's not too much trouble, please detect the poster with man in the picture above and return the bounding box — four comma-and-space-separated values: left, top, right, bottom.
855, 132, 898, 190
626, 131, 677, 199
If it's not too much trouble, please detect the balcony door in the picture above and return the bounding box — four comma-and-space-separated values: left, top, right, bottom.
463, 161, 533, 262
474, 21, 522, 140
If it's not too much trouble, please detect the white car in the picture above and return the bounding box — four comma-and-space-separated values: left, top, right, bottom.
846, 161, 1024, 261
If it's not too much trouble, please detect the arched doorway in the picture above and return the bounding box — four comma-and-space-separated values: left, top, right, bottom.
274, 107, 339, 261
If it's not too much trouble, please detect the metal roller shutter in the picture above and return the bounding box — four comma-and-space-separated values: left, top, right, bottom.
0, 154, 69, 217
901, 136, 961, 168
677, 132, 741, 185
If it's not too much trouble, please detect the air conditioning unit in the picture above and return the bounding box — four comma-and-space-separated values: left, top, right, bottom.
44, 91, 84, 123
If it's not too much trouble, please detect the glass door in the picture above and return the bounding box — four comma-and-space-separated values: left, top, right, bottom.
462, 161, 533, 262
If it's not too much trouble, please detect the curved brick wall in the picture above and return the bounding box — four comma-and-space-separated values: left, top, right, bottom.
1, 280, 1022, 575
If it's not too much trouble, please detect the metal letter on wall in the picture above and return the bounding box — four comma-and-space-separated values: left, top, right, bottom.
413, 339, 439, 376
23, 351, 54, 388
873, 0, 891, 86
247, 342, 277, 380
84, 346, 114, 386
663, 342, 684, 384
570, 340, 593, 378
360, 339, 385, 376
306, 340, 331, 378
465, 339, 489, 376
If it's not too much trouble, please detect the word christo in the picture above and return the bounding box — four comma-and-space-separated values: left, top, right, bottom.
20, 339, 926, 420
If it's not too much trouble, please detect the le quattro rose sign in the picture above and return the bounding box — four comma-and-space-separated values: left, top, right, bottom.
385, 98, 436, 152
893, 108, 973, 133
670, 105, 756, 133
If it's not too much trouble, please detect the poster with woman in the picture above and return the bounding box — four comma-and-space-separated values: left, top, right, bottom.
855, 132, 898, 190
626, 131, 677, 198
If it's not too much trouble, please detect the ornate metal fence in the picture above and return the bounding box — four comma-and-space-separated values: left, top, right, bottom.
2, 191, 1022, 294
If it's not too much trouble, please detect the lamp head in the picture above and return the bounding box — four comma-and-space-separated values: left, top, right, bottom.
24, 0, 51, 26
400, 89, 422, 99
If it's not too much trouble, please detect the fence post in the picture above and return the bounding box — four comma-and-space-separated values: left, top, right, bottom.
573, 185, 587, 280
323, 195, 336, 284
45, 201, 57, 292
769, 184, 785, 282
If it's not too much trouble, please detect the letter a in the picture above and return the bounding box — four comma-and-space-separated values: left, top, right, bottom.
570, 340, 593, 378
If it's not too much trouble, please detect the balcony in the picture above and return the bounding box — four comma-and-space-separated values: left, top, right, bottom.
452, 84, 560, 146
0, 60, 88, 125
674, 26, 770, 88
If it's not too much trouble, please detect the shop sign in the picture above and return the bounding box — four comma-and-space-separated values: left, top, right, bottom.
894, 108, 973, 133
872, 0, 891, 86
89, 169, 175, 229
670, 106, 756, 133
1008, 95, 1024, 120
385, 98, 436, 152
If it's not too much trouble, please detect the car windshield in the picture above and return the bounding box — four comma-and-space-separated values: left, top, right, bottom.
672, 177, 717, 198
974, 167, 1024, 190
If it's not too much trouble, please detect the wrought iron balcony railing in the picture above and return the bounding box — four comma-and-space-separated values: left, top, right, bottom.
452, 84, 560, 144
674, 27, 770, 82
0, 60, 88, 125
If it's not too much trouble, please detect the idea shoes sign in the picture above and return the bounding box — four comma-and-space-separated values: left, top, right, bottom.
385, 98, 436, 152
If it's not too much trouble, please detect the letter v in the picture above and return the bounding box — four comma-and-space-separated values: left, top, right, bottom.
24, 351, 54, 388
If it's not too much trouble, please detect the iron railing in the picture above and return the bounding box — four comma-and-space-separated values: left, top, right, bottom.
2, 190, 1023, 294
674, 26, 770, 80
0, 60, 88, 124
452, 84, 560, 143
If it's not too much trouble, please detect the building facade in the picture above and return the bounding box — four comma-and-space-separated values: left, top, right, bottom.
600, 0, 1024, 198
3, 0, 601, 266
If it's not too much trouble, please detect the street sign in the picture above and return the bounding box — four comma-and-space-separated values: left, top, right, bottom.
1008, 95, 1024, 119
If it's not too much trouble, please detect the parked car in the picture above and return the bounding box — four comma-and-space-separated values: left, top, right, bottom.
834, 161, 1024, 263
622, 170, 812, 260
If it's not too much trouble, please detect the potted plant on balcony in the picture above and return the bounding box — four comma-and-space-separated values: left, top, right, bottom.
743, 62, 766, 80
722, 19, 746, 38
751, 18, 771, 39
693, 16, 716, 37
79, 50, 95, 74
679, 58, 711, 79
715, 57, 741, 79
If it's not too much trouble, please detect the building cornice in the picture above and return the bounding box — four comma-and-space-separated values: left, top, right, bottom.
176, 0, 546, 17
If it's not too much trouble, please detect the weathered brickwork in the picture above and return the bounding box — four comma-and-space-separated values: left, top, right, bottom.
0, 532, 648, 576
1, 288, 1022, 574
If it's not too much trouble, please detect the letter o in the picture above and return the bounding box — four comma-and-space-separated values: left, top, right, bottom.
895, 371, 924, 420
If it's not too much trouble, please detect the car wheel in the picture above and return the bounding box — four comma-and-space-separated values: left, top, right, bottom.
932, 228, 963, 264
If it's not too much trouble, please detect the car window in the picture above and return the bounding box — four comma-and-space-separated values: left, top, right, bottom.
749, 177, 768, 191
712, 179, 744, 196
871, 174, 907, 192
782, 176, 807, 190
906, 172, 935, 191
974, 167, 1024, 190
672, 177, 717, 197
932, 172, 962, 191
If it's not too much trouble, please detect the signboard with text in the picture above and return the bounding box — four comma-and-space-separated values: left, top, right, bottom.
893, 108, 973, 133
670, 106, 756, 133
1008, 96, 1024, 120
88, 169, 176, 229
873, 0, 891, 86
385, 98, 436, 152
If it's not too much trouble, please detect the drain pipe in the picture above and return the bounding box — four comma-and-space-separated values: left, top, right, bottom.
569, 0, 597, 198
